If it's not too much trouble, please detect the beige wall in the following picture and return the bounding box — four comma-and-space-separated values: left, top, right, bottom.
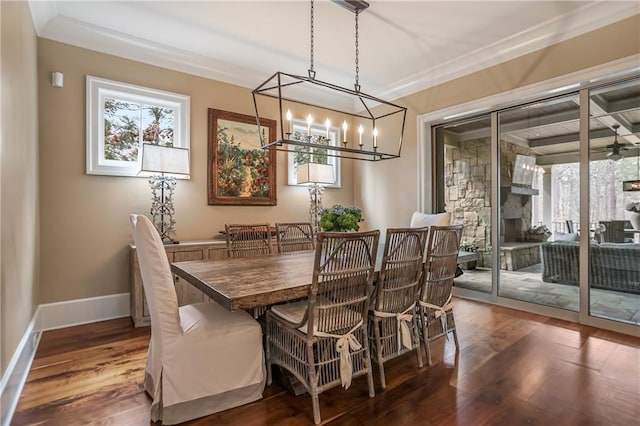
29, 13, 640, 310
356, 14, 640, 232
1, 1, 39, 373
37, 39, 355, 303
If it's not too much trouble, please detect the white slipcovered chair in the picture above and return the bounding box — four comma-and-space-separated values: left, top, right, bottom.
130, 214, 265, 424
409, 211, 451, 228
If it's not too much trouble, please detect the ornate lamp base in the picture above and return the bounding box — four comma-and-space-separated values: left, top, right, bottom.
308, 183, 325, 232
148, 174, 178, 243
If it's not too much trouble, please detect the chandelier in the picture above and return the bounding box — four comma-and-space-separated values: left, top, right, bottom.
252, 0, 406, 161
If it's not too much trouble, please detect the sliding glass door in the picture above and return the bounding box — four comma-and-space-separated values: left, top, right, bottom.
588, 78, 640, 325
431, 74, 640, 329
497, 93, 580, 311
434, 114, 493, 294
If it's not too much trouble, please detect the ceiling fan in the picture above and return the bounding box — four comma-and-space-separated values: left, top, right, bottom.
606, 124, 630, 161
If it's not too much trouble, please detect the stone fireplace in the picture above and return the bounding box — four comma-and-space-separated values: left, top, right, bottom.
502, 218, 523, 243
445, 138, 541, 270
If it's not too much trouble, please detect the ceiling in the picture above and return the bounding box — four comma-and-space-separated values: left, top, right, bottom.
29, 1, 639, 104
440, 77, 640, 165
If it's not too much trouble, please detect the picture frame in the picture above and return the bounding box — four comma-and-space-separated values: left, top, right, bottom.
287, 119, 341, 188
208, 109, 277, 205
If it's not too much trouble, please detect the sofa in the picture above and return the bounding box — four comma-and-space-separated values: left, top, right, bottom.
541, 241, 640, 294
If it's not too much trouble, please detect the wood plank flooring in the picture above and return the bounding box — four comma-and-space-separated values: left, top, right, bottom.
13, 299, 640, 425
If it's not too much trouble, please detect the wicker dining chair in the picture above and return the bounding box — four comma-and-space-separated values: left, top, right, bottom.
225, 223, 272, 258
368, 227, 428, 389
417, 224, 463, 365
266, 230, 380, 424
275, 222, 315, 253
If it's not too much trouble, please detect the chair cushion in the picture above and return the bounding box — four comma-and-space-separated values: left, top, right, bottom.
410, 211, 451, 228
271, 300, 307, 325
270, 297, 361, 334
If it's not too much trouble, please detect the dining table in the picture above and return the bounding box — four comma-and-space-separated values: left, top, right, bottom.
170, 247, 385, 312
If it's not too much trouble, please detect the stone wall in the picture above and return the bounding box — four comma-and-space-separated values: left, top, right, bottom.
446, 138, 491, 249
445, 138, 533, 254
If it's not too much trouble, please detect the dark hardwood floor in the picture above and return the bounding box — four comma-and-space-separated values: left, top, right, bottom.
13, 299, 640, 425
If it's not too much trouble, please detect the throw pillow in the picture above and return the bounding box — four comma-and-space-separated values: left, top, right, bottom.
410, 211, 451, 228
553, 231, 579, 242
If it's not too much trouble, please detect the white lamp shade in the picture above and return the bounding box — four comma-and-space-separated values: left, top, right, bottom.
297, 162, 334, 185
140, 143, 190, 175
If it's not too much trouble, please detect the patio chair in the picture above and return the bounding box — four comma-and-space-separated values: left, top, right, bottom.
599, 220, 633, 243
368, 227, 428, 389
266, 230, 380, 424
225, 223, 272, 257
418, 224, 463, 365
130, 214, 265, 424
275, 222, 315, 253
566, 219, 575, 233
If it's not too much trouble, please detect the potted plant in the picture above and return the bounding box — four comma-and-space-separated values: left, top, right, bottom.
525, 225, 551, 242
319, 205, 362, 232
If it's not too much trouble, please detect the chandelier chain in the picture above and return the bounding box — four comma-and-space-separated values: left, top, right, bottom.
354, 10, 360, 91
309, 0, 315, 74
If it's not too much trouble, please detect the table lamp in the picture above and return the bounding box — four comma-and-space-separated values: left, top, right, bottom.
297, 162, 335, 232
139, 143, 190, 243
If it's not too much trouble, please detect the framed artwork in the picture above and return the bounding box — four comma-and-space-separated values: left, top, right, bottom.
86, 75, 190, 177
208, 109, 277, 205
287, 119, 341, 188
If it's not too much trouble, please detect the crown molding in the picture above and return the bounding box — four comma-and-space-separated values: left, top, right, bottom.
28, 0, 57, 35
371, 2, 640, 102
37, 15, 267, 89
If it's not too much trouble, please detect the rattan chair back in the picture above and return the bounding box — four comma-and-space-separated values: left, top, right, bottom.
265, 230, 380, 424
369, 227, 428, 388
374, 227, 428, 313
225, 223, 272, 258
308, 230, 380, 336
419, 224, 463, 364
275, 222, 315, 253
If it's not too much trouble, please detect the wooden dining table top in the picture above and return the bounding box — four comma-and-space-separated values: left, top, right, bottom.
170, 248, 384, 311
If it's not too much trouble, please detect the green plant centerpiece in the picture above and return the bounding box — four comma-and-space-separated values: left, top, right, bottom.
319, 205, 362, 232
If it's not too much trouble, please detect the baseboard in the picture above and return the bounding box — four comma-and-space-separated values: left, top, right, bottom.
35, 292, 130, 331
0, 315, 41, 426
0, 292, 131, 425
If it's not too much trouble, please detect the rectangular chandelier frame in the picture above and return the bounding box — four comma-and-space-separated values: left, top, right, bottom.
252, 71, 407, 161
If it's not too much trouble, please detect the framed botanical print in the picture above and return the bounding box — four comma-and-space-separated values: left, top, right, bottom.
208, 109, 277, 205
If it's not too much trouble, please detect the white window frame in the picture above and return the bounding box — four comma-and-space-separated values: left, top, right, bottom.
287, 119, 342, 188
86, 75, 190, 177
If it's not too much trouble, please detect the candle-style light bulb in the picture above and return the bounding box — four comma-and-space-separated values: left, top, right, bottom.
325, 118, 331, 139
358, 124, 364, 146
373, 128, 378, 148
342, 120, 348, 144
306, 114, 313, 136
286, 109, 292, 134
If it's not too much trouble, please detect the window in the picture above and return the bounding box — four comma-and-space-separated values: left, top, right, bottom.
86, 76, 190, 176
287, 119, 341, 188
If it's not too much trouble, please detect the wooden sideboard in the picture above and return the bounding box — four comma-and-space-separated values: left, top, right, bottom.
130, 240, 229, 327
